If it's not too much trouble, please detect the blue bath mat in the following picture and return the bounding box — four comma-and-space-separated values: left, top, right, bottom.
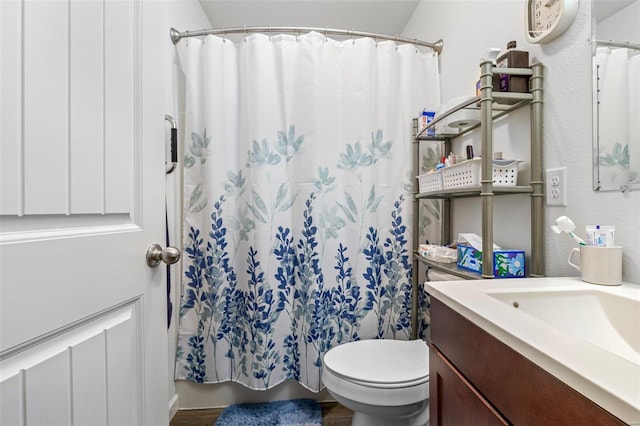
215, 398, 322, 425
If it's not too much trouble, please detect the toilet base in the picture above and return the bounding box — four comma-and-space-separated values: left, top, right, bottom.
330, 391, 429, 426
351, 403, 429, 426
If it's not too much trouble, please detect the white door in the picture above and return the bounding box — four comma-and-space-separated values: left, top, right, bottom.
0, 1, 169, 425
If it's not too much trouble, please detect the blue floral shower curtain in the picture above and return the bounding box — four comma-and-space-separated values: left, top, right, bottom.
174, 32, 440, 391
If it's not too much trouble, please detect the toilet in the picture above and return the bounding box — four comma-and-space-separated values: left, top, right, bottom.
322, 339, 430, 426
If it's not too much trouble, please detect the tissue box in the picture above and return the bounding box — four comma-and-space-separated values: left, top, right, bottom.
456, 244, 525, 278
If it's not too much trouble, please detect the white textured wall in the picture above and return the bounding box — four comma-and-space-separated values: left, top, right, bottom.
597, 0, 640, 42
403, 0, 639, 283
163, 0, 212, 417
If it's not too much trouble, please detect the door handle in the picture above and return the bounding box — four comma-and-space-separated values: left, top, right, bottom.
146, 244, 181, 267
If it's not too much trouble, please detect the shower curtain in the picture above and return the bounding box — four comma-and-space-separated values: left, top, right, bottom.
594, 47, 640, 187
174, 31, 440, 392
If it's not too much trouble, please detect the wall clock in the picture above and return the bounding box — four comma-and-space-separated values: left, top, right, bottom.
526, 0, 579, 44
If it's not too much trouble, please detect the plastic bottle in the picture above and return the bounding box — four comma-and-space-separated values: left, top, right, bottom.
496, 41, 529, 93
421, 109, 436, 136
476, 47, 502, 96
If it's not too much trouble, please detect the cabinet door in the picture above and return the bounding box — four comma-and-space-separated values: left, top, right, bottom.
430, 346, 509, 426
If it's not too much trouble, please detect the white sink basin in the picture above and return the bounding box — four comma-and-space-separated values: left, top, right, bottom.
424, 277, 640, 424
485, 288, 640, 365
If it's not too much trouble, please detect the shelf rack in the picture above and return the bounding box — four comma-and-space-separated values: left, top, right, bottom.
411, 62, 544, 333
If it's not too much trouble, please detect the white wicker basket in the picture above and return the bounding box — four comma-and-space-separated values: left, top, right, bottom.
442, 159, 481, 189
492, 160, 522, 186
417, 170, 443, 193
441, 158, 521, 189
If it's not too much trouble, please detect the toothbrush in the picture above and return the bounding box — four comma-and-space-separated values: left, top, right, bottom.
567, 230, 587, 246
551, 216, 587, 246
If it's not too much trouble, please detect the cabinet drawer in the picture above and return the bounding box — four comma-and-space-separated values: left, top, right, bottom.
430, 346, 508, 425
430, 297, 626, 425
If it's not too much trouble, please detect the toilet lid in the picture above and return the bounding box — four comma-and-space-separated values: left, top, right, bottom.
323, 339, 429, 385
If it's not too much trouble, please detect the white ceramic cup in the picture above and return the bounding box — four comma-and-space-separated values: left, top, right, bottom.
568, 245, 622, 286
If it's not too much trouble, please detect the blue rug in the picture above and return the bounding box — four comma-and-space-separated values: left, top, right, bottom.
215, 398, 322, 425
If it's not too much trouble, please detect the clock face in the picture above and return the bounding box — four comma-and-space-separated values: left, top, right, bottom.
530, 0, 561, 35
526, 0, 578, 44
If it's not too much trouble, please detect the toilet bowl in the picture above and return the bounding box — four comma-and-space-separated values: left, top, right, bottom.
322, 339, 430, 426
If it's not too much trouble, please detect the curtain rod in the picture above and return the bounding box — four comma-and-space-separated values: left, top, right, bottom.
596, 39, 640, 51
170, 27, 443, 54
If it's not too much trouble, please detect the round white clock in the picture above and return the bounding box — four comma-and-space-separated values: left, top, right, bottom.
526, 0, 579, 44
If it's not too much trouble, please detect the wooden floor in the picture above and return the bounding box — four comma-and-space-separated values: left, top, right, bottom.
170, 401, 353, 426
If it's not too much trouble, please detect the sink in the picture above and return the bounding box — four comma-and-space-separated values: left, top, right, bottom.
484, 288, 640, 365
424, 277, 640, 424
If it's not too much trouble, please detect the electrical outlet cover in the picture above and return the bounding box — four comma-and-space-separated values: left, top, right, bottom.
546, 167, 567, 206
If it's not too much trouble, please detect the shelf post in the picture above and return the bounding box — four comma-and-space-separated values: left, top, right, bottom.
411, 117, 420, 339
530, 63, 545, 277
479, 60, 495, 278
442, 139, 452, 245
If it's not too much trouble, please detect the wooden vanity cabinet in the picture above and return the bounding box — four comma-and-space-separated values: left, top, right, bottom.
429, 297, 627, 426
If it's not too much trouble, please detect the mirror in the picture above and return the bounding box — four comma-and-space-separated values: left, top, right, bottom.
592, 0, 640, 192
